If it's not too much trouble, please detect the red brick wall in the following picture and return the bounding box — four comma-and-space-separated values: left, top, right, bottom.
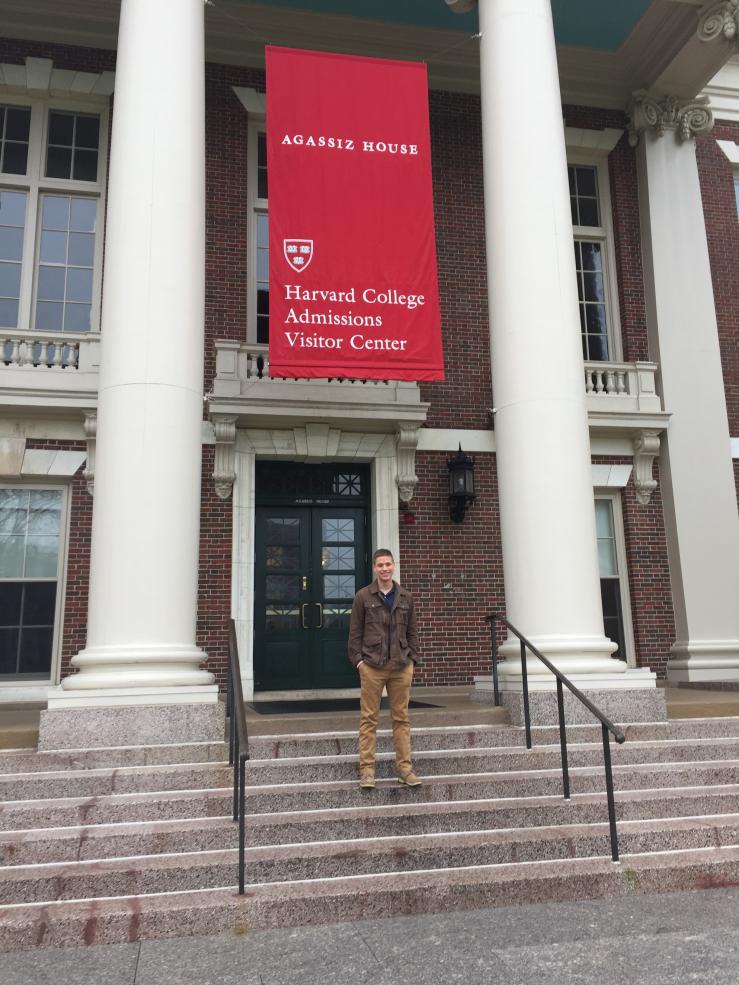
399, 452, 504, 685
696, 121, 739, 439
23, 440, 91, 680
592, 455, 676, 679
197, 445, 232, 689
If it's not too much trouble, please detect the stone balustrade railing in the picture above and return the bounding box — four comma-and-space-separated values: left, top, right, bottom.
214, 341, 392, 388
584, 360, 662, 414
1, 333, 99, 372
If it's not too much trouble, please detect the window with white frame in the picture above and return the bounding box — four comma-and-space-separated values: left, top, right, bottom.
0, 97, 107, 336
568, 156, 621, 362
0, 486, 67, 681
595, 493, 634, 665
249, 123, 269, 344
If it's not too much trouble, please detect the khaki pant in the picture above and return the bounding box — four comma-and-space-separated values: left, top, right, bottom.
358, 661, 413, 774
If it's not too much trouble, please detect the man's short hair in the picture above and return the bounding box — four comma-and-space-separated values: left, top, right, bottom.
372, 548, 394, 563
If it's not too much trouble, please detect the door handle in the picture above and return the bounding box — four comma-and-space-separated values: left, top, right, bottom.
315, 603, 323, 628
301, 603, 309, 629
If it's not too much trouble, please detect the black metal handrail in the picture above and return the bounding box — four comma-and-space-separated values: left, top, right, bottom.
485, 613, 625, 862
227, 617, 249, 894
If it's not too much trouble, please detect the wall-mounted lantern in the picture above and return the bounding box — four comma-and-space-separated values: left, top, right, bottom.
447, 444, 476, 523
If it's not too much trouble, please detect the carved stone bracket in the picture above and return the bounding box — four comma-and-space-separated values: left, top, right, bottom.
632, 430, 661, 505
698, 1, 739, 43
212, 415, 237, 500
627, 90, 714, 147
82, 411, 96, 496
395, 424, 421, 504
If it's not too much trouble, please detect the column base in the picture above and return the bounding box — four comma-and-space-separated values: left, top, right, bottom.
497, 634, 620, 677
39, 686, 224, 750
63, 642, 214, 690
472, 668, 666, 725
666, 640, 739, 685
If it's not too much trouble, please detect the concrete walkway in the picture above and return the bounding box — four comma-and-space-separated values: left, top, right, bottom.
1, 888, 737, 984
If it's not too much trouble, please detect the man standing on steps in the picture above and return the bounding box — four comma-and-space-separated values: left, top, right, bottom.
348, 548, 422, 790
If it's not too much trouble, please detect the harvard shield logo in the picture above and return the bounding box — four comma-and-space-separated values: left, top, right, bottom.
283, 239, 314, 274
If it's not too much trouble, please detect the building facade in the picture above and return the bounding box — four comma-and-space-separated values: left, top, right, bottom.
0, 0, 738, 740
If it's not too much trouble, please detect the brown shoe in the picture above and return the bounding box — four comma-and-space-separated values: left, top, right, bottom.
398, 771, 422, 787
359, 771, 376, 789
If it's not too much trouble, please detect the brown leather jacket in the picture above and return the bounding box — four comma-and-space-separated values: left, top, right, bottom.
348, 580, 420, 670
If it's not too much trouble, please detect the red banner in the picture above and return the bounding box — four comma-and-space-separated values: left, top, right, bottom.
266, 46, 444, 381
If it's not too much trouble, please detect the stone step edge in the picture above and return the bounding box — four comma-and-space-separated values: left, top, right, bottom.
5, 783, 739, 845
3, 760, 739, 813
2, 845, 739, 950
3, 813, 739, 888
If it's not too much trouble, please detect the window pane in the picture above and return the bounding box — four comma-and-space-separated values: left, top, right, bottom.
597, 538, 618, 577
23, 582, 57, 623
0, 298, 18, 327
40, 229, 67, 264
6, 108, 30, 141
75, 114, 100, 149
43, 196, 70, 230
35, 300, 64, 331
67, 232, 95, 266
0, 261, 21, 298
73, 149, 98, 182
48, 112, 74, 145
578, 198, 599, 227
2, 142, 28, 175
28, 490, 62, 533
585, 304, 607, 335
70, 199, 96, 233
0, 225, 25, 262
0, 628, 19, 674
0, 189, 27, 228
46, 144, 72, 179
585, 333, 608, 361
583, 272, 605, 303
26, 536, 61, 578
580, 241, 602, 272
18, 626, 54, 675
0, 534, 24, 577
63, 302, 91, 332
256, 213, 269, 247
0, 488, 29, 526
0, 582, 22, 625
66, 266, 93, 303
595, 500, 614, 538
257, 132, 268, 198
575, 166, 597, 197
37, 265, 66, 301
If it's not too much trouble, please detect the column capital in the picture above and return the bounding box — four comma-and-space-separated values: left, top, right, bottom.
627, 91, 714, 147
698, 1, 739, 43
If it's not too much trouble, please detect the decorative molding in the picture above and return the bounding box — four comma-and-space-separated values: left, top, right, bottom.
698, 1, 739, 43
632, 430, 661, 505
564, 126, 624, 155
395, 424, 421, 503
627, 90, 714, 146
82, 412, 96, 496
233, 86, 266, 117
0, 57, 114, 97
212, 415, 237, 500
717, 137, 739, 162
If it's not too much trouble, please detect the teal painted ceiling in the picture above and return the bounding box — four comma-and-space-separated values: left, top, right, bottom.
244, 0, 654, 50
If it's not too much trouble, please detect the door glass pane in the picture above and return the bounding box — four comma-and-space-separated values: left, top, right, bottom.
322, 518, 354, 543
265, 606, 300, 632
266, 544, 300, 570
324, 574, 355, 599
265, 517, 300, 544
323, 606, 351, 629
321, 546, 354, 571
265, 574, 300, 601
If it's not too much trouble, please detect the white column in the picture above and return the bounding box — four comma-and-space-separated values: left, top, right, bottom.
634, 113, 739, 684
477, 0, 619, 677
62, 0, 213, 692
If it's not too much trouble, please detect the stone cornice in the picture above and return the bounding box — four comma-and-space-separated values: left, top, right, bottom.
627, 90, 714, 146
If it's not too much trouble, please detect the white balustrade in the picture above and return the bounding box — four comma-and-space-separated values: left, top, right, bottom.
214, 341, 394, 390
1, 334, 84, 371
584, 360, 661, 413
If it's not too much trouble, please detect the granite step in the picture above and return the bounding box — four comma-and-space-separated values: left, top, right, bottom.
3, 813, 739, 904
0, 762, 231, 803
246, 717, 739, 758
4, 784, 739, 865
241, 737, 739, 785
0, 742, 228, 776
0, 788, 233, 832
2, 845, 739, 951
238, 760, 739, 814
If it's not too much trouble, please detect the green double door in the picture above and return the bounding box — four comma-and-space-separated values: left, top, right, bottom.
254, 504, 368, 690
